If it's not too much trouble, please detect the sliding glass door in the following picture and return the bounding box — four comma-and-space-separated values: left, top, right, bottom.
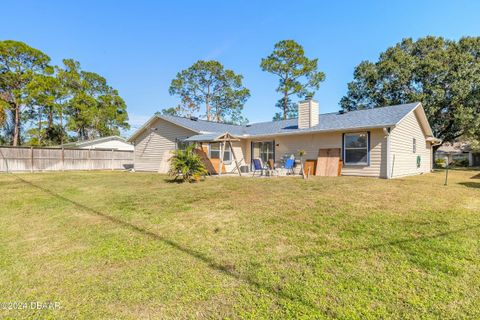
252, 141, 275, 164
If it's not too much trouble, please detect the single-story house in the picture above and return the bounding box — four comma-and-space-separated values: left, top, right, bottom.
128, 100, 440, 178
435, 142, 480, 167
61, 136, 134, 151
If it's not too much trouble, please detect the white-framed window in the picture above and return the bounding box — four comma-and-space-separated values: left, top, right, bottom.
343, 132, 369, 165
209, 142, 231, 162
413, 138, 416, 153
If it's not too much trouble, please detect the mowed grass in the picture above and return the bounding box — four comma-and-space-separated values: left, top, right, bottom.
0, 170, 479, 319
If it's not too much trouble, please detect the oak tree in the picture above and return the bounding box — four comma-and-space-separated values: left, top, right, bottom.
341, 36, 480, 148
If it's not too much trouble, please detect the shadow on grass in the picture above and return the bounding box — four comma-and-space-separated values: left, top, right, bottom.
285, 222, 480, 262
471, 173, 480, 179
14, 174, 319, 313
164, 178, 207, 184
458, 182, 480, 189
163, 178, 185, 184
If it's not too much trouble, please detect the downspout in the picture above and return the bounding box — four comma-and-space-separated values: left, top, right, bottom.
383, 127, 392, 179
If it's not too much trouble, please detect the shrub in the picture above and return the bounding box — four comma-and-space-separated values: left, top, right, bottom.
435, 158, 446, 168
169, 145, 208, 182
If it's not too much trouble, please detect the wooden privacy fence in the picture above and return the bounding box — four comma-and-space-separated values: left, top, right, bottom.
0, 146, 134, 173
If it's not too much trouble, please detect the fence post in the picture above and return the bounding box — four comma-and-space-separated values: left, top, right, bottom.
61, 147, 65, 171
88, 148, 91, 170
0, 147, 9, 173
30, 147, 34, 173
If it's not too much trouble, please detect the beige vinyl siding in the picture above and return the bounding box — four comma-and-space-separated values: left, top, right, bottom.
268, 129, 387, 178
244, 139, 251, 167
298, 99, 319, 129
297, 106, 310, 129
228, 140, 248, 171
343, 129, 387, 178
390, 109, 432, 177
133, 118, 196, 172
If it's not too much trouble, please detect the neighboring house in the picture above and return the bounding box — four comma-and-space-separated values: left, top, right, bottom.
128, 100, 440, 178
435, 142, 480, 167
62, 136, 134, 151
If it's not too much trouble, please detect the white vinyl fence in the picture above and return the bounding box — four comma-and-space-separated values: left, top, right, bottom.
0, 146, 134, 173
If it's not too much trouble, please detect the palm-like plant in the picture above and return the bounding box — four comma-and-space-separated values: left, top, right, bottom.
169, 145, 208, 182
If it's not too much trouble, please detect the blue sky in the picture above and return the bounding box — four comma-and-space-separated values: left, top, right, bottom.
1, 1, 480, 135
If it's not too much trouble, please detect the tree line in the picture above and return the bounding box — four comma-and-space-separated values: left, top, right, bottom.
341, 36, 480, 150
165, 36, 480, 148
163, 40, 324, 123
0, 40, 129, 146
2, 37, 479, 148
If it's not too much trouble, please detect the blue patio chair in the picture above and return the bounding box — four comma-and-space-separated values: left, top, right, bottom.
284, 158, 295, 175
252, 158, 265, 176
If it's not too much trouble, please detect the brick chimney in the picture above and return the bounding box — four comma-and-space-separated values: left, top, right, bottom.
298, 96, 319, 129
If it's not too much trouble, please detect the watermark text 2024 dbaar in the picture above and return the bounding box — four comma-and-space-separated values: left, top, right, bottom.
1, 301, 60, 310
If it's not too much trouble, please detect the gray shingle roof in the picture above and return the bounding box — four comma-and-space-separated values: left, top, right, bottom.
155, 102, 420, 138
158, 114, 246, 135
183, 133, 223, 142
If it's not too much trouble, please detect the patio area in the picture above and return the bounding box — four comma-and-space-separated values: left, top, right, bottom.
183, 131, 343, 178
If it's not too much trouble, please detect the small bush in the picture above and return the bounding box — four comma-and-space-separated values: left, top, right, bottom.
169, 145, 208, 182
435, 158, 446, 168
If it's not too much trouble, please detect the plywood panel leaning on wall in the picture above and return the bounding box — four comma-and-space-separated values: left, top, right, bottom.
316, 148, 341, 176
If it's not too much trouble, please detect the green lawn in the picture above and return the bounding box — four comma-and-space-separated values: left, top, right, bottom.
1, 170, 479, 319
